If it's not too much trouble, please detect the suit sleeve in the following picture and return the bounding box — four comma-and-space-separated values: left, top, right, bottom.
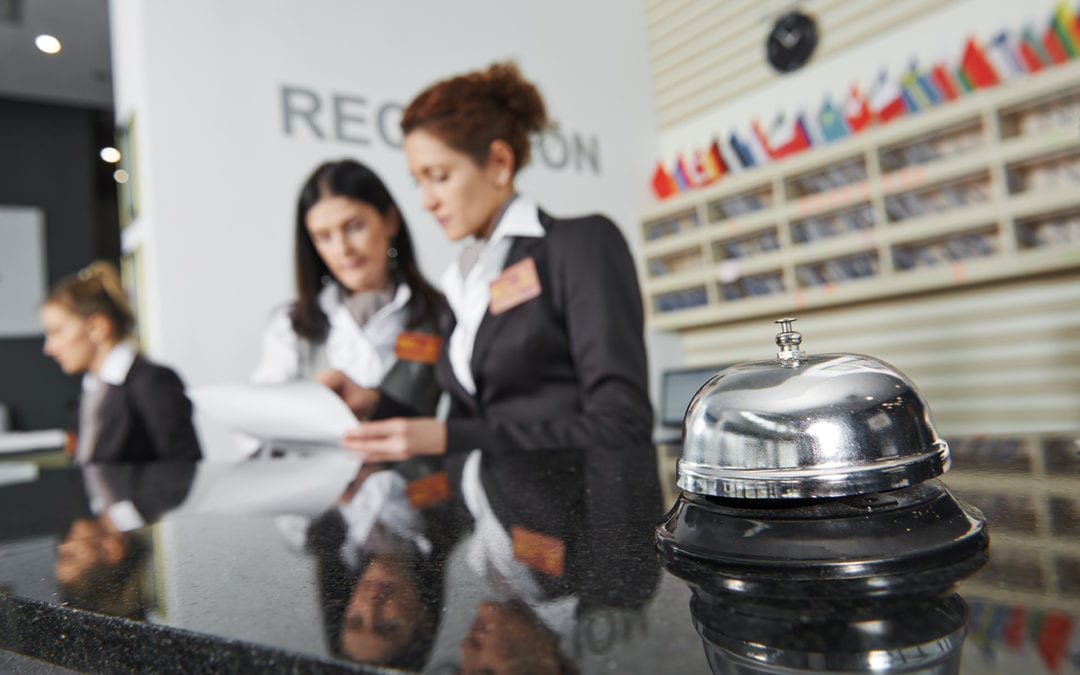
130, 365, 203, 461
445, 217, 653, 454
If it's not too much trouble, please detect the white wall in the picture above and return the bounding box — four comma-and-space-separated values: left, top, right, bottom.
108, 0, 668, 450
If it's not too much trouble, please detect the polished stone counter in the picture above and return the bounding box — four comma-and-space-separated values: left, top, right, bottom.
1, 434, 1079, 674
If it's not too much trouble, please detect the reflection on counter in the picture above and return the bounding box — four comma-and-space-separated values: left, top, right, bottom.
0, 435, 667, 673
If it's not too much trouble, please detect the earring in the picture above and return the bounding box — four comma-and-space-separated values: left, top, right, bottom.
320, 274, 333, 286
387, 241, 399, 270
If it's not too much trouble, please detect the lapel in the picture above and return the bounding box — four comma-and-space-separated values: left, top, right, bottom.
468, 234, 547, 380
90, 384, 130, 462
436, 315, 480, 416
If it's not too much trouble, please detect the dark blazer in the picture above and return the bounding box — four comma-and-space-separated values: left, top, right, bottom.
436, 210, 661, 569
439, 209, 654, 458
89, 357, 202, 463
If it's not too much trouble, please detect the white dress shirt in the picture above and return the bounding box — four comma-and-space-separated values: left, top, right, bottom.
440, 195, 545, 395
252, 281, 411, 387
75, 342, 137, 464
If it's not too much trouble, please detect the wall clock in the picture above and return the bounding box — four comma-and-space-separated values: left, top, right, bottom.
766, 11, 818, 73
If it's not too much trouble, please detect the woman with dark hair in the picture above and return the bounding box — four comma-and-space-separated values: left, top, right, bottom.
40, 261, 201, 463
252, 159, 446, 421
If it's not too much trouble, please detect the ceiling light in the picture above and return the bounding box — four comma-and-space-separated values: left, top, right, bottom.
99, 147, 121, 163
113, 169, 130, 184
35, 34, 61, 55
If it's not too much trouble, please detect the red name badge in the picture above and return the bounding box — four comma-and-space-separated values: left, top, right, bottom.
510, 525, 565, 577
489, 257, 542, 315
406, 472, 451, 508
394, 332, 442, 364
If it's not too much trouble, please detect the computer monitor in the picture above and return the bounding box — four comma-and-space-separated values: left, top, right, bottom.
660, 365, 727, 429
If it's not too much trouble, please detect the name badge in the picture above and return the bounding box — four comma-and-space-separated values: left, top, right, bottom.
510, 525, 565, 577
406, 471, 451, 508
489, 257, 541, 315
394, 332, 442, 364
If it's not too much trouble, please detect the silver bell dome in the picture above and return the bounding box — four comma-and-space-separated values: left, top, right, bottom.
678, 318, 949, 499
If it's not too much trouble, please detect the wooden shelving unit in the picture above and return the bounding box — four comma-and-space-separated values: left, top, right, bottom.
640, 60, 1080, 331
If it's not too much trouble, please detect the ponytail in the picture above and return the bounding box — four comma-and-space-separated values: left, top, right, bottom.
46, 261, 135, 340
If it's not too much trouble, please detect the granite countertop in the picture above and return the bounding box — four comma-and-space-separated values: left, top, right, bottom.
1, 433, 1078, 674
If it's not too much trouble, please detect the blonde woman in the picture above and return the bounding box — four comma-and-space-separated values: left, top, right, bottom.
40, 262, 201, 463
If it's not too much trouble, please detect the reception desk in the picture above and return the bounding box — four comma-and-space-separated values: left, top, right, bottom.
0, 433, 1077, 674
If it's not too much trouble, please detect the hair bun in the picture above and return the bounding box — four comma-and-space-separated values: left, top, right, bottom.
402, 60, 550, 173
478, 62, 549, 136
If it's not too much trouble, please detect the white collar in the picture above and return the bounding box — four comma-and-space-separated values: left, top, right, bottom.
318, 280, 411, 316
478, 194, 545, 248
83, 342, 137, 390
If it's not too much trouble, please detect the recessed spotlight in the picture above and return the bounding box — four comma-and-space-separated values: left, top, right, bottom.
100, 147, 121, 163
113, 169, 130, 184
35, 34, 61, 55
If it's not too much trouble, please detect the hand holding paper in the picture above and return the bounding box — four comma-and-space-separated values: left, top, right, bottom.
316, 369, 380, 419
340, 417, 447, 462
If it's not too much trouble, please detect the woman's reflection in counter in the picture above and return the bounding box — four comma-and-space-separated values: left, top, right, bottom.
442, 443, 663, 674
55, 517, 150, 619
53, 463, 196, 619
305, 459, 459, 671
460, 599, 576, 675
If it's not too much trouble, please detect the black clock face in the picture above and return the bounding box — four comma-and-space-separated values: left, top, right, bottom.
766, 11, 818, 73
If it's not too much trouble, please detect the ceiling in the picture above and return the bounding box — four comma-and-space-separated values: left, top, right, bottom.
0, 0, 112, 109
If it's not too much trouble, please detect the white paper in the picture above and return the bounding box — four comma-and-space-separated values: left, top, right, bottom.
0, 429, 67, 455
189, 382, 358, 446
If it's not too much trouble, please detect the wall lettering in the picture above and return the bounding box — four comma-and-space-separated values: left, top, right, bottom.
281, 84, 600, 174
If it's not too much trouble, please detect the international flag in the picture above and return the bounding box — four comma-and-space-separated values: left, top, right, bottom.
915, 71, 941, 105
869, 70, 906, 124
955, 66, 973, 93
752, 117, 780, 160
743, 124, 771, 165
790, 115, 814, 154
931, 63, 960, 100
818, 96, 850, 142
987, 31, 1026, 79
959, 37, 1001, 88
1018, 27, 1049, 71
701, 138, 728, 182
1053, 1, 1080, 56
1042, 24, 1069, 64
716, 134, 744, 174
650, 162, 677, 200
753, 113, 812, 160
688, 147, 719, 187
672, 156, 691, 191
1035, 612, 1072, 673
797, 107, 824, 146
728, 131, 758, 168
900, 67, 928, 112
844, 84, 871, 132
1003, 605, 1027, 651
